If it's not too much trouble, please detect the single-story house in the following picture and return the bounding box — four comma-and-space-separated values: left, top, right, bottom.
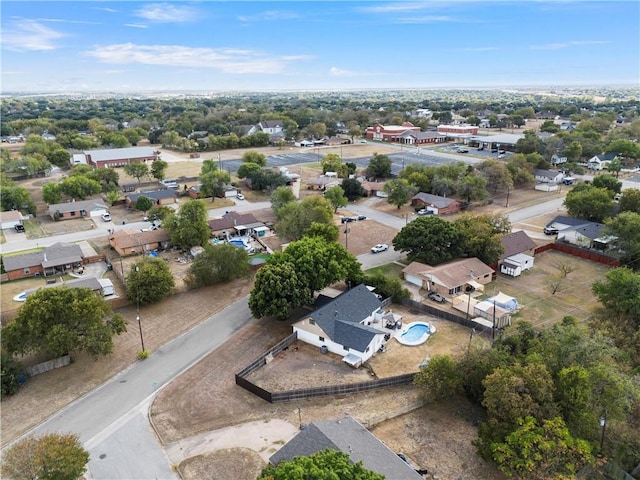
74, 147, 157, 169
126, 190, 177, 207
187, 184, 203, 199
48, 200, 108, 221
411, 192, 462, 215
557, 221, 607, 249
498, 231, 536, 277
551, 154, 568, 166
360, 181, 388, 197
269, 417, 423, 480
305, 176, 341, 191
2, 242, 84, 281
545, 215, 596, 234
109, 229, 170, 256
258, 120, 284, 135
219, 185, 239, 198
534, 169, 564, 184
293, 284, 389, 367
324, 136, 351, 146
0, 210, 24, 230
25, 276, 115, 298
587, 153, 618, 171
403, 258, 494, 298
208, 211, 265, 239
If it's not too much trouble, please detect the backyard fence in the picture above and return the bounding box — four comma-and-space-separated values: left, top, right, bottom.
398, 298, 494, 336
235, 332, 418, 404
535, 242, 621, 267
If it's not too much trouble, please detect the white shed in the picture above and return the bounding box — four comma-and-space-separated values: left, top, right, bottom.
500, 253, 534, 277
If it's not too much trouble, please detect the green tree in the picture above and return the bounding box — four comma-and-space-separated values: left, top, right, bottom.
362, 269, 410, 303
1, 183, 37, 215
3, 287, 126, 358
605, 139, 640, 159
185, 243, 251, 288
384, 178, 414, 209
123, 161, 149, 183
366, 153, 392, 179
591, 174, 622, 194
606, 158, 623, 178
392, 215, 465, 265
200, 168, 230, 200
259, 449, 384, 480
150, 159, 168, 181
563, 186, 615, 222
165, 200, 211, 250
147, 205, 174, 222
276, 196, 334, 242
454, 213, 507, 265
1, 432, 90, 480
135, 195, 153, 213
125, 257, 175, 306
476, 160, 513, 193
491, 416, 593, 480
271, 185, 297, 219
457, 174, 489, 203
58, 175, 102, 200
618, 188, 640, 214
42, 182, 62, 204
236, 162, 262, 179
106, 190, 121, 205
564, 141, 583, 162
1, 350, 25, 398
324, 185, 348, 212
249, 261, 311, 320
604, 212, 640, 270
88, 167, 119, 192
49, 148, 71, 167
321, 153, 346, 177
242, 150, 267, 166
414, 355, 464, 402
304, 222, 340, 243
341, 177, 365, 201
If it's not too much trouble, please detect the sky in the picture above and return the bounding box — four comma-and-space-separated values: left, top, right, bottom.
1, 0, 639, 93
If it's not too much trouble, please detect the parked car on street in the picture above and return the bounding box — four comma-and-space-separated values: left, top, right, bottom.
101, 213, 111, 222
427, 291, 446, 303
356, 215, 367, 221
341, 216, 356, 223
371, 243, 389, 253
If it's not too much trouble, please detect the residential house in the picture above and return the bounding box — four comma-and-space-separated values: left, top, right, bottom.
269, 417, 423, 480
587, 153, 618, 171
109, 229, 170, 256
396, 130, 446, 145
498, 230, 537, 277
187, 184, 203, 199
2, 242, 83, 280
25, 276, 115, 298
0, 210, 24, 230
409, 108, 433, 119
305, 176, 341, 191
335, 121, 349, 134
365, 122, 420, 142
534, 169, 564, 184
126, 190, 177, 207
258, 120, 284, 135
48, 200, 108, 221
551, 154, 568, 166
411, 192, 462, 215
402, 258, 494, 297
557, 221, 609, 249
324, 136, 351, 146
208, 211, 264, 239
559, 122, 577, 132
545, 215, 598, 235
293, 284, 389, 367
74, 147, 157, 169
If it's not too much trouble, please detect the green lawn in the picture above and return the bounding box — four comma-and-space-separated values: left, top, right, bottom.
365, 262, 405, 277
23, 219, 47, 239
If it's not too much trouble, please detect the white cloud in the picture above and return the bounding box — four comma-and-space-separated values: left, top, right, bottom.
238, 11, 299, 22
35, 18, 101, 25
358, 3, 430, 13
124, 24, 149, 29
95, 7, 118, 13
530, 40, 610, 50
133, 3, 198, 23
329, 66, 382, 77
1, 20, 66, 51
85, 43, 312, 74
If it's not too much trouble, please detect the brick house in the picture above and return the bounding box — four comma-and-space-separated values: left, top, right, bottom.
48, 199, 108, 221
411, 192, 462, 215
109, 229, 170, 256
126, 190, 177, 207
2, 242, 83, 280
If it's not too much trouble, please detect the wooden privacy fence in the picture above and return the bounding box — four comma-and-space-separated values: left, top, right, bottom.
235, 332, 418, 403
399, 298, 494, 336
534, 242, 621, 267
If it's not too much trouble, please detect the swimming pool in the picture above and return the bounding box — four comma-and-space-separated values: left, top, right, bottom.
13, 292, 28, 302
396, 321, 435, 346
228, 239, 246, 247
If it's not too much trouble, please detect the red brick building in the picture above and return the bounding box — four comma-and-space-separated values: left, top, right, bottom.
436, 124, 478, 135
365, 123, 420, 141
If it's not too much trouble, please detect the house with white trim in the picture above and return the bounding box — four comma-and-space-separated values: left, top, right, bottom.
292, 284, 390, 367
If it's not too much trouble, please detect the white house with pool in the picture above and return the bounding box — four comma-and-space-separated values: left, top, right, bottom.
293, 284, 394, 368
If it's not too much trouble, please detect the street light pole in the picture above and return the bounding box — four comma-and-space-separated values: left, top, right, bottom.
134, 265, 145, 352
344, 226, 350, 251
600, 413, 607, 452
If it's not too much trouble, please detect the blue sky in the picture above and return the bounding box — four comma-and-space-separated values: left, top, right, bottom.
1, 1, 639, 93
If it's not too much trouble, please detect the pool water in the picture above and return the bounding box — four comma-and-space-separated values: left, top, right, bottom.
401, 324, 430, 342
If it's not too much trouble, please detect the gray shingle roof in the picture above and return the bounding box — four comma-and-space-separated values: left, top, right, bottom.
546, 215, 594, 229
412, 192, 457, 208
563, 222, 605, 240
500, 231, 536, 260
48, 200, 107, 214
2, 242, 83, 271
270, 417, 423, 479
83, 146, 156, 162
308, 284, 383, 353
127, 190, 177, 202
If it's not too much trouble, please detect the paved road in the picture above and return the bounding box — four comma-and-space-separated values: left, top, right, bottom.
18, 297, 253, 479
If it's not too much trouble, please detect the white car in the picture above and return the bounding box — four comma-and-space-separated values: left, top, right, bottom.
371, 243, 389, 253
101, 213, 111, 222
236, 193, 245, 201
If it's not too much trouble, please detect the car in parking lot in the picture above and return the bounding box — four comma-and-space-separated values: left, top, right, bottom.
101, 213, 111, 222
371, 243, 389, 253
236, 193, 245, 201
427, 291, 446, 303
456, 147, 469, 153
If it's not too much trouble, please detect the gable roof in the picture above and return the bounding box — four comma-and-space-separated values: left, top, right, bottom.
500, 231, 537, 260
110, 229, 170, 249
534, 169, 562, 179
591, 153, 617, 162
546, 215, 594, 229
306, 284, 383, 352
411, 192, 459, 208
259, 120, 284, 129
0, 210, 24, 222
127, 190, 177, 202
269, 417, 423, 479
48, 199, 107, 214
208, 211, 259, 231
561, 222, 606, 240
2, 242, 83, 271
403, 258, 494, 289
83, 146, 156, 162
